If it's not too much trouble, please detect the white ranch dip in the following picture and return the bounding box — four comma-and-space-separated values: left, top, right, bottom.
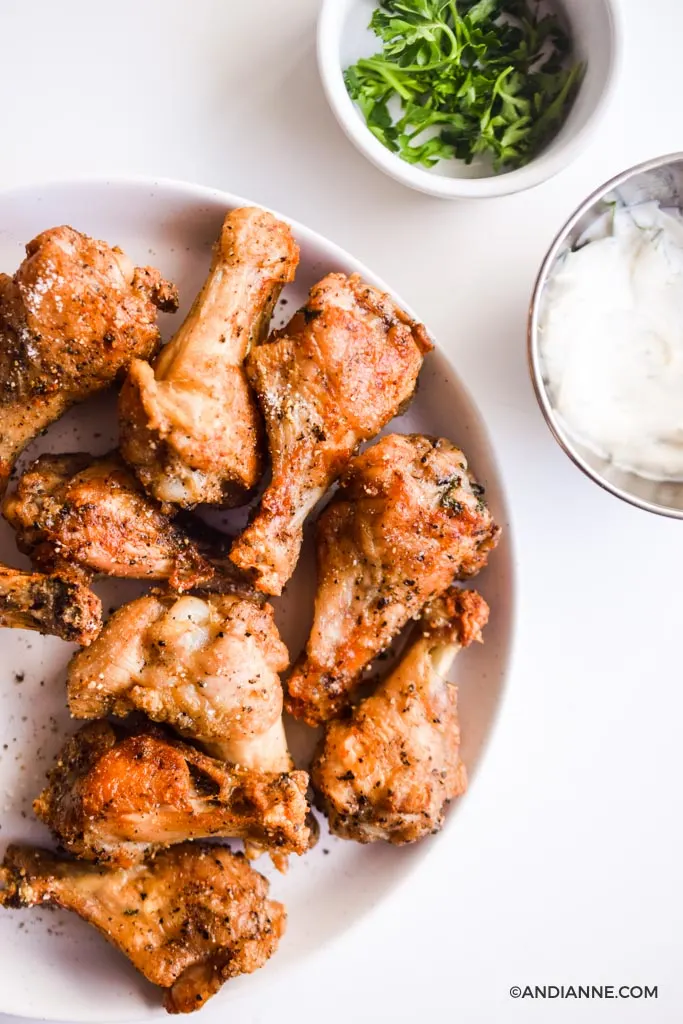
539, 201, 683, 481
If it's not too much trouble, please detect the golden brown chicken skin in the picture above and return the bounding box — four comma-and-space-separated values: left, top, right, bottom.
312, 588, 488, 844
0, 842, 285, 1014
119, 207, 299, 509
67, 591, 293, 772
3, 452, 215, 591
0, 562, 101, 643
286, 434, 499, 725
34, 721, 311, 866
0, 226, 177, 494
230, 273, 432, 595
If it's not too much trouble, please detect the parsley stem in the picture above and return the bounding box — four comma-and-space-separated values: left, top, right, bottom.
355, 58, 415, 100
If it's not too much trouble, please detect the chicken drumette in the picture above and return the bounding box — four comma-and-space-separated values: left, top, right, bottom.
0, 843, 285, 1014
3, 452, 215, 591
230, 273, 432, 595
68, 591, 293, 772
312, 588, 488, 844
286, 434, 500, 725
0, 225, 177, 494
0, 563, 101, 643
120, 207, 299, 509
34, 721, 310, 866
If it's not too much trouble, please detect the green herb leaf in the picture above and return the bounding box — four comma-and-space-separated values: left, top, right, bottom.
344, 0, 582, 172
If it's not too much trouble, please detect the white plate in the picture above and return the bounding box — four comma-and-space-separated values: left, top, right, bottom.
0, 178, 515, 1021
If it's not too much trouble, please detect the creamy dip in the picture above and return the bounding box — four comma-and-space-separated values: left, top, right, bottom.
539, 201, 683, 481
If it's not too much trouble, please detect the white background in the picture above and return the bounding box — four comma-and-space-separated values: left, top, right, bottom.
1, 0, 682, 1021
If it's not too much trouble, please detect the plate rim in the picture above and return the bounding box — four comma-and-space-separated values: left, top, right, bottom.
0, 174, 519, 1022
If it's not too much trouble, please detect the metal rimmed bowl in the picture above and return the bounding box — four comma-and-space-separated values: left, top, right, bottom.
528, 152, 683, 519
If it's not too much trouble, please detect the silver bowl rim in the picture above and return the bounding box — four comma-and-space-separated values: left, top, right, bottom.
528, 151, 683, 520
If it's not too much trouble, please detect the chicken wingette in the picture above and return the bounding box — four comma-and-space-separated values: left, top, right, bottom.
312, 588, 488, 843
0, 562, 101, 643
0, 843, 285, 1014
0, 225, 177, 494
230, 273, 432, 595
4, 452, 214, 590
286, 434, 500, 725
68, 591, 294, 772
34, 721, 310, 866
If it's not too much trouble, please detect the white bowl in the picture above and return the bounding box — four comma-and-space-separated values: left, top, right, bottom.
318, 0, 621, 199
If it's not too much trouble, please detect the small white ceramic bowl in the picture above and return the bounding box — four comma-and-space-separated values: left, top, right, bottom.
318, 0, 621, 199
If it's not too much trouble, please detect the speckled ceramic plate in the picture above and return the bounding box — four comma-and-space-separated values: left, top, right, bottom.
0, 178, 515, 1021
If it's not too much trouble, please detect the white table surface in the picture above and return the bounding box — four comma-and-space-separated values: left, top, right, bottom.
1, 0, 682, 1021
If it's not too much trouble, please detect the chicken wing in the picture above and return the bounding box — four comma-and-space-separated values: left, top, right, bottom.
286, 434, 500, 725
0, 842, 285, 1014
4, 452, 215, 591
34, 721, 310, 866
0, 563, 101, 643
67, 591, 293, 772
0, 226, 177, 494
170, 513, 260, 599
311, 588, 488, 843
119, 207, 299, 509
229, 273, 432, 595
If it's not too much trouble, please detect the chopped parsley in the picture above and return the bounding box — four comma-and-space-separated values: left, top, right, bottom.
344, 0, 582, 171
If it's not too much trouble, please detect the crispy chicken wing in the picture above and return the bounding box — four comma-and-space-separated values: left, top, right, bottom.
3, 452, 215, 591
68, 592, 293, 772
286, 434, 499, 725
230, 273, 432, 595
0, 563, 101, 643
311, 588, 488, 843
34, 721, 310, 866
170, 513, 260, 597
0, 226, 177, 494
120, 208, 299, 509
0, 843, 285, 1014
